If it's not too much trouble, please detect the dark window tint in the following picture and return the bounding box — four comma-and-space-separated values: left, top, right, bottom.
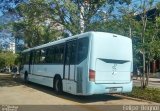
23, 52, 30, 64
21, 54, 24, 65
45, 47, 54, 63
77, 37, 89, 64
45, 44, 64, 64
29, 51, 33, 64
39, 49, 46, 63
65, 40, 77, 65
57, 45, 64, 63
34, 50, 40, 64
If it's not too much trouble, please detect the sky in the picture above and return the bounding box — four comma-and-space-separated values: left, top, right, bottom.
0, 12, 3, 16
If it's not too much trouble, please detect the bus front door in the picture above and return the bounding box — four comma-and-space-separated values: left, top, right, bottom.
64, 40, 77, 93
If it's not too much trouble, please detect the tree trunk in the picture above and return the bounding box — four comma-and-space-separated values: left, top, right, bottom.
80, 5, 84, 33
141, 52, 146, 88
145, 62, 149, 86
149, 61, 151, 75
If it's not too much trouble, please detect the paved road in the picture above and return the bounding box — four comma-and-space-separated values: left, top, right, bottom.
0, 73, 158, 106
133, 77, 160, 88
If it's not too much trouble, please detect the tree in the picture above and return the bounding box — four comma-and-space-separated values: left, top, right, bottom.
46, 0, 131, 34
121, 0, 160, 88
0, 0, 25, 15
105, 0, 160, 88
14, 0, 132, 48
13, 0, 65, 47
0, 51, 18, 68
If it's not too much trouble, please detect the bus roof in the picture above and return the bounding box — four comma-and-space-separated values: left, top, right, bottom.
22, 31, 129, 53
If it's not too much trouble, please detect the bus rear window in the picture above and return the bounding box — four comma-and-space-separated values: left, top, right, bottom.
77, 37, 89, 64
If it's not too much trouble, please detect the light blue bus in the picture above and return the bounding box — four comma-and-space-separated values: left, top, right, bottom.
20, 31, 133, 95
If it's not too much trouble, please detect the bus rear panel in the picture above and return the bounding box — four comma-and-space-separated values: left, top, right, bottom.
85, 32, 133, 95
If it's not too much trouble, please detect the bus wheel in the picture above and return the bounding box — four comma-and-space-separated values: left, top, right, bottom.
54, 77, 62, 93
24, 72, 28, 83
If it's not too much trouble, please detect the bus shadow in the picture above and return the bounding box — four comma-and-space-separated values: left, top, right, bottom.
23, 80, 123, 104
0, 74, 22, 87
0, 74, 124, 103
150, 81, 160, 83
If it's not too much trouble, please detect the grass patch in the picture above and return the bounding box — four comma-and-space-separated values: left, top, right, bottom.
123, 87, 160, 103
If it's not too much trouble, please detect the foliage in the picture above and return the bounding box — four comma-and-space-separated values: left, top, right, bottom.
124, 87, 160, 103
13, 0, 131, 47
117, 0, 160, 88
13, 0, 65, 47
0, 52, 18, 68
0, 0, 25, 15
0, 56, 5, 68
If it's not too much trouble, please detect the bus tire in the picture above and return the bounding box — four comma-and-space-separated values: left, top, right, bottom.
24, 72, 28, 83
54, 77, 62, 93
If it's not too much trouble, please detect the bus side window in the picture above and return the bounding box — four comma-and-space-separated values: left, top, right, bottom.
53, 44, 64, 64
77, 37, 89, 64
44, 44, 65, 64
45, 47, 53, 63
54, 46, 59, 63
70, 41, 77, 65
25, 52, 30, 64
34, 50, 40, 64
65, 41, 77, 65
20, 53, 25, 70
57, 44, 64, 64
29, 51, 33, 65
45, 48, 50, 63
21, 54, 25, 65
39, 49, 46, 64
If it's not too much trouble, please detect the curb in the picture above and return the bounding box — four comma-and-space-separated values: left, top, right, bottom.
112, 94, 158, 104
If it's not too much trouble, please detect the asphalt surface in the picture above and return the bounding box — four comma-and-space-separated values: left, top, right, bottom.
0, 73, 158, 107
133, 77, 160, 88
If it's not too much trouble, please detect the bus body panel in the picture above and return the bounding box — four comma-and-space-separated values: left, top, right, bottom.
62, 57, 89, 95
20, 31, 133, 95
28, 74, 53, 87
90, 33, 132, 84
86, 81, 133, 95
21, 64, 64, 87
80, 32, 133, 95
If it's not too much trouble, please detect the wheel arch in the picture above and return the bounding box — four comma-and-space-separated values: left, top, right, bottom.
53, 74, 62, 87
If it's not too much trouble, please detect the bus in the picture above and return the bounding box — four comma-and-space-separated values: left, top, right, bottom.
20, 31, 133, 95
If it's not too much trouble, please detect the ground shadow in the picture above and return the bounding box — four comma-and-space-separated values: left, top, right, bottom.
23, 80, 123, 104
0, 74, 21, 87
150, 81, 160, 83
0, 73, 124, 104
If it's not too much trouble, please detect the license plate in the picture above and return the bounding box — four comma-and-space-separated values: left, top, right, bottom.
109, 88, 118, 93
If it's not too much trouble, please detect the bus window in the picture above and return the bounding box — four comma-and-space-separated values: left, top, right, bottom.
24, 52, 30, 64
45, 44, 64, 64
52, 44, 64, 64
46, 47, 54, 63
39, 49, 46, 63
54, 46, 59, 63
34, 50, 40, 64
29, 51, 33, 65
58, 44, 64, 64
65, 40, 77, 65
21, 53, 25, 65
77, 37, 89, 64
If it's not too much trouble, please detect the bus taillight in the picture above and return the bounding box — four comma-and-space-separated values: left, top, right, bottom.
89, 69, 95, 82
